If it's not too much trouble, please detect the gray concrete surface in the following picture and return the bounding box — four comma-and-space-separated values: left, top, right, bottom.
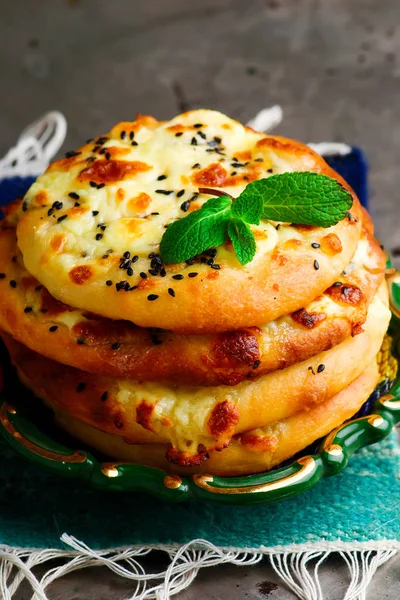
0, 0, 399, 598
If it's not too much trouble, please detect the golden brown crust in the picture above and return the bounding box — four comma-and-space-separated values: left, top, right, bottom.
2, 284, 390, 463
16, 109, 363, 333
0, 224, 385, 384
49, 362, 379, 476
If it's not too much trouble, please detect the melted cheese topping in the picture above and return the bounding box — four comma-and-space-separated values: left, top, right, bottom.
22, 111, 281, 261
16, 109, 362, 332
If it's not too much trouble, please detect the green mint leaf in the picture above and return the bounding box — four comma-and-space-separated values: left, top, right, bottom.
160, 196, 232, 264
238, 172, 353, 227
231, 191, 263, 225
227, 218, 257, 266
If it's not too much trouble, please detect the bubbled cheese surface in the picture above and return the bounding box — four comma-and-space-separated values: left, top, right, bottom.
17, 110, 363, 332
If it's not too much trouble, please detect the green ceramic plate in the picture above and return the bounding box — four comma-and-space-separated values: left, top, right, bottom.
1, 273, 400, 506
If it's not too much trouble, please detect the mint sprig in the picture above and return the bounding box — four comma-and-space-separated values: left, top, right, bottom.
159, 172, 353, 266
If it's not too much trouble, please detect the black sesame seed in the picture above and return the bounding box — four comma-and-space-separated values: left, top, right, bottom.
74, 202, 80, 207
132, 255, 139, 263
96, 137, 108, 145
191, 137, 198, 146
35, 284, 43, 291
95, 233, 103, 240
47, 208, 54, 216
207, 258, 214, 265
255, 158, 264, 162
181, 201, 190, 212
0, 273, 5, 279
275, 224, 281, 230
205, 248, 217, 258
100, 225, 107, 231
313, 260, 320, 270
253, 360, 261, 369
89, 181, 97, 188
92, 146, 100, 153
147, 294, 159, 301
311, 243, 320, 249
211, 264, 221, 270
131, 141, 138, 146
106, 280, 113, 286
127, 267, 134, 276
101, 391, 108, 401
175, 132, 183, 137
148, 269, 159, 276
99, 148, 107, 155
57, 215, 67, 223
76, 382, 86, 392
151, 336, 163, 345
231, 162, 245, 168
168, 288, 175, 297
214, 136, 222, 144
230, 171, 237, 176
188, 272, 198, 278
151, 256, 163, 267
207, 139, 219, 146
53, 201, 63, 210
24, 306, 32, 313
49, 325, 58, 332
22, 201, 28, 212
86, 157, 96, 162
65, 150, 81, 158
160, 268, 166, 277
129, 131, 134, 140
317, 364, 325, 373
193, 123, 203, 128
105, 152, 111, 160
97, 183, 105, 189
92, 210, 99, 216
177, 190, 185, 198
172, 274, 184, 280
120, 130, 126, 140
200, 257, 208, 263
197, 131, 207, 140
112, 342, 121, 350
155, 189, 173, 195
68, 192, 80, 200
157, 175, 167, 182
77, 338, 85, 345
192, 163, 201, 169
9, 280, 17, 288
140, 272, 147, 279
267, 168, 273, 173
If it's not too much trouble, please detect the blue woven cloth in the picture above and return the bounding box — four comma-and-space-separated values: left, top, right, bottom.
0, 432, 398, 550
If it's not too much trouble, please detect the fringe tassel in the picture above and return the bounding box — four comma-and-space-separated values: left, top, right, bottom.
0, 537, 397, 600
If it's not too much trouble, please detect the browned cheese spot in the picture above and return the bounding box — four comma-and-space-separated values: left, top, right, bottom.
35, 190, 49, 206
191, 163, 228, 187
50, 233, 67, 253
128, 193, 152, 212
79, 159, 152, 184
320, 233, 342, 255
291, 309, 327, 329
208, 400, 240, 437
69, 265, 93, 285
212, 330, 260, 368
165, 447, 209, 467
326, 283, 363, 306
240, 432, 279, 453
136, 400, 155, 432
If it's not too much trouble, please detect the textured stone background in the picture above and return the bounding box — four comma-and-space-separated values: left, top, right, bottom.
0, 0, 399, 597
